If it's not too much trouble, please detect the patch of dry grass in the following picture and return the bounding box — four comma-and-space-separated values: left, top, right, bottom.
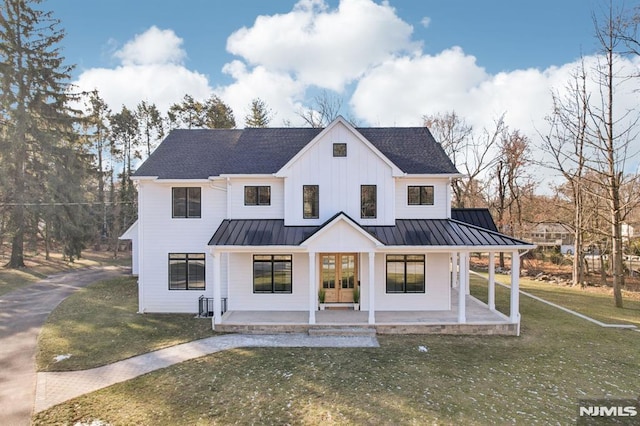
37, 276, 215, 372
33, 276, 640, 425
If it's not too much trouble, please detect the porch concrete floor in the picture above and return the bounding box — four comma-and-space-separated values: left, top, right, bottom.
220, 290, 510, 326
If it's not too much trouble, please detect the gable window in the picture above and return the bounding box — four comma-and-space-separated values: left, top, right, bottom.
386, 254, 425, 293
408, 185, 434, 206
333, 143, 347, 157
361, 185, 377, 219
253, 255, 293, 293
244, 186, 271, 206
303, 185, 319, 219
172, 187, 201, 218
169, 253, 205, 290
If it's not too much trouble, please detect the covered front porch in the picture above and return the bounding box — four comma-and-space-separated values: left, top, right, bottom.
214, 289, 518, 335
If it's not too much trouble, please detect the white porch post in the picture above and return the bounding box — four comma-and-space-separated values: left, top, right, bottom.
212, 250, 222, 329
488, 251, 496, 311
510, 250, 520, 323
451, 252, 459, 288
464, 253, 471, 295
458, 251, 467, 323
368, 251, 375, 324
308, 252, 316, 325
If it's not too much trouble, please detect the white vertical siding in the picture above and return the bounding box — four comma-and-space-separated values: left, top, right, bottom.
137, 180, 227, 313
372, 252, 450, 311
282, 124, 396, 226
394, 178, 449, 219
227, 253, 310, 311
227, 177, 284, 219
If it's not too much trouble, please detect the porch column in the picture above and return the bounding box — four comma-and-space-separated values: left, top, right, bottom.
368, 251, 375, 324
458, 251, 467, 323
488, 251, 496, 311
510, 250, 520, 323
464, 253, 471, 295
451, 252, 459, 288
212, 250, 222, 329
308, 252, 316, 325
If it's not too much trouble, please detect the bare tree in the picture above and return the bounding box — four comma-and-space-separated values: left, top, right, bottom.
298, 90, 343, 128
423, 112, 504, 208
541, 61, 589, 286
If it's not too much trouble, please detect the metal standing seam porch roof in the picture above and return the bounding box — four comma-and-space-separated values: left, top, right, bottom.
208, 215, 532, 248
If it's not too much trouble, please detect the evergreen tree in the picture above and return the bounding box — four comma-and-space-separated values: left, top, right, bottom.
203, 95, 235, 128
0, 0, 82, 267
168, 94, 235, 129
136, 100, 164, 157
244, 98, 272, 128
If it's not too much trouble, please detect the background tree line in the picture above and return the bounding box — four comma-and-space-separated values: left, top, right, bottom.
1, 1, 639, 308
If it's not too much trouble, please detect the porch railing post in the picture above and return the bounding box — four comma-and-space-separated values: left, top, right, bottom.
458, 251, 467, 323
488, 251, 495, 311
510, 250, 520, 323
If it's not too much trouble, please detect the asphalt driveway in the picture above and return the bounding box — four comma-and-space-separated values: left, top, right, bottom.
0, 266, 128, 426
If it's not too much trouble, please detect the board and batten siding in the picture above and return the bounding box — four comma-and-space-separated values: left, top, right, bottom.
226, 253, 310, 311
394, 177, 450, 219
371, 252, 450, 311
137, 180, 227, 313
282, 124, 395, 226
226, 177, 284, 219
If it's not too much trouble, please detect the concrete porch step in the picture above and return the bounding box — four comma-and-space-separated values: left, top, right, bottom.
308, 326, 377, 337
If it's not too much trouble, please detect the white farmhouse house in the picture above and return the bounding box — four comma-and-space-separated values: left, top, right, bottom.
122, 117, 534, 335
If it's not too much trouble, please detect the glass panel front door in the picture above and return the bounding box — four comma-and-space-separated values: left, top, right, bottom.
320, 253, 358, 303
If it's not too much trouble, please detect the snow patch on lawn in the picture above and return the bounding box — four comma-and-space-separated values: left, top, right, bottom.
53, 354, 72, 362
418, 345, 428, 353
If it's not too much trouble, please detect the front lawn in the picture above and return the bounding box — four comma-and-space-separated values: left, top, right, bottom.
33, 275, 639, 425
37, 276, 216, 371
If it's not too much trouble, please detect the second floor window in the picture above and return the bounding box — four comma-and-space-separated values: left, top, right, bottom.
244, 186, 271, 206
172, 187, 201, 218
303, 185, 319, 219
361, 185, 377, 218
408, 185, 434, 206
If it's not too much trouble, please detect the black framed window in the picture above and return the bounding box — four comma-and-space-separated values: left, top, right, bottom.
303, 185, 319, 219
408, 185, 434, 206
253, 255, 292, 293
361, 185, 377, 218
169, 253, 205, 290
172, 187, 201, 218
244, 186, 271, 206
333, 143, 347, 157
386, 254, 425, 293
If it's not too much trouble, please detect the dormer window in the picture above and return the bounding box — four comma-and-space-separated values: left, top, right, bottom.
333, 143, 347, 157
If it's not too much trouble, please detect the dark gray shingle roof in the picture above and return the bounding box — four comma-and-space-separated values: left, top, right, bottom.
134, 126, 458, 179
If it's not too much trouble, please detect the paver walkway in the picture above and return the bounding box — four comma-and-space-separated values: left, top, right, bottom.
34, 333, 379, 413
0, 266, 128, 426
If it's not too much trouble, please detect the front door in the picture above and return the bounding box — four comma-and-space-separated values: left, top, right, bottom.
320, 253, 358, 303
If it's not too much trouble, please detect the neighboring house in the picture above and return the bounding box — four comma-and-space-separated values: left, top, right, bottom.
523, 222, 574, 254
621, 223, 636, 243
123, 117, 534, 335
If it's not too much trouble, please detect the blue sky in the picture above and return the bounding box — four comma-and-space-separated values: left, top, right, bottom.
50, 0, 636, 138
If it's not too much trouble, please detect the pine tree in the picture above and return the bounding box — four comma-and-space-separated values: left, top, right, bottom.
244, 98, 272, 128
0, 0, 81, 267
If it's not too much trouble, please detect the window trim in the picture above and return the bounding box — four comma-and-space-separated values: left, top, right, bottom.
407, 185, 434, 206
244, 185, 271, 206
303, 185, 319, 219
361, 184, 377, 219
333, 143, 347, 157
172, 187, 202, 218
168, 253, 206, 291
253, 254, 293, 294
385, 254, 426, 293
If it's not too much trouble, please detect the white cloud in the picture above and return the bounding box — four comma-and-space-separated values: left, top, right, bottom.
226, 0, 418, 92
73, 27, 211, 113
421, 16, 431, 28
114, 26, 186, 66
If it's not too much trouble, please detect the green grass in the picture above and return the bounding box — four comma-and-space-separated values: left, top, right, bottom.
473, 272, 640, 327
0, 250, 131, 296
36, 276, 216, 372
33, 274, 640, 425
